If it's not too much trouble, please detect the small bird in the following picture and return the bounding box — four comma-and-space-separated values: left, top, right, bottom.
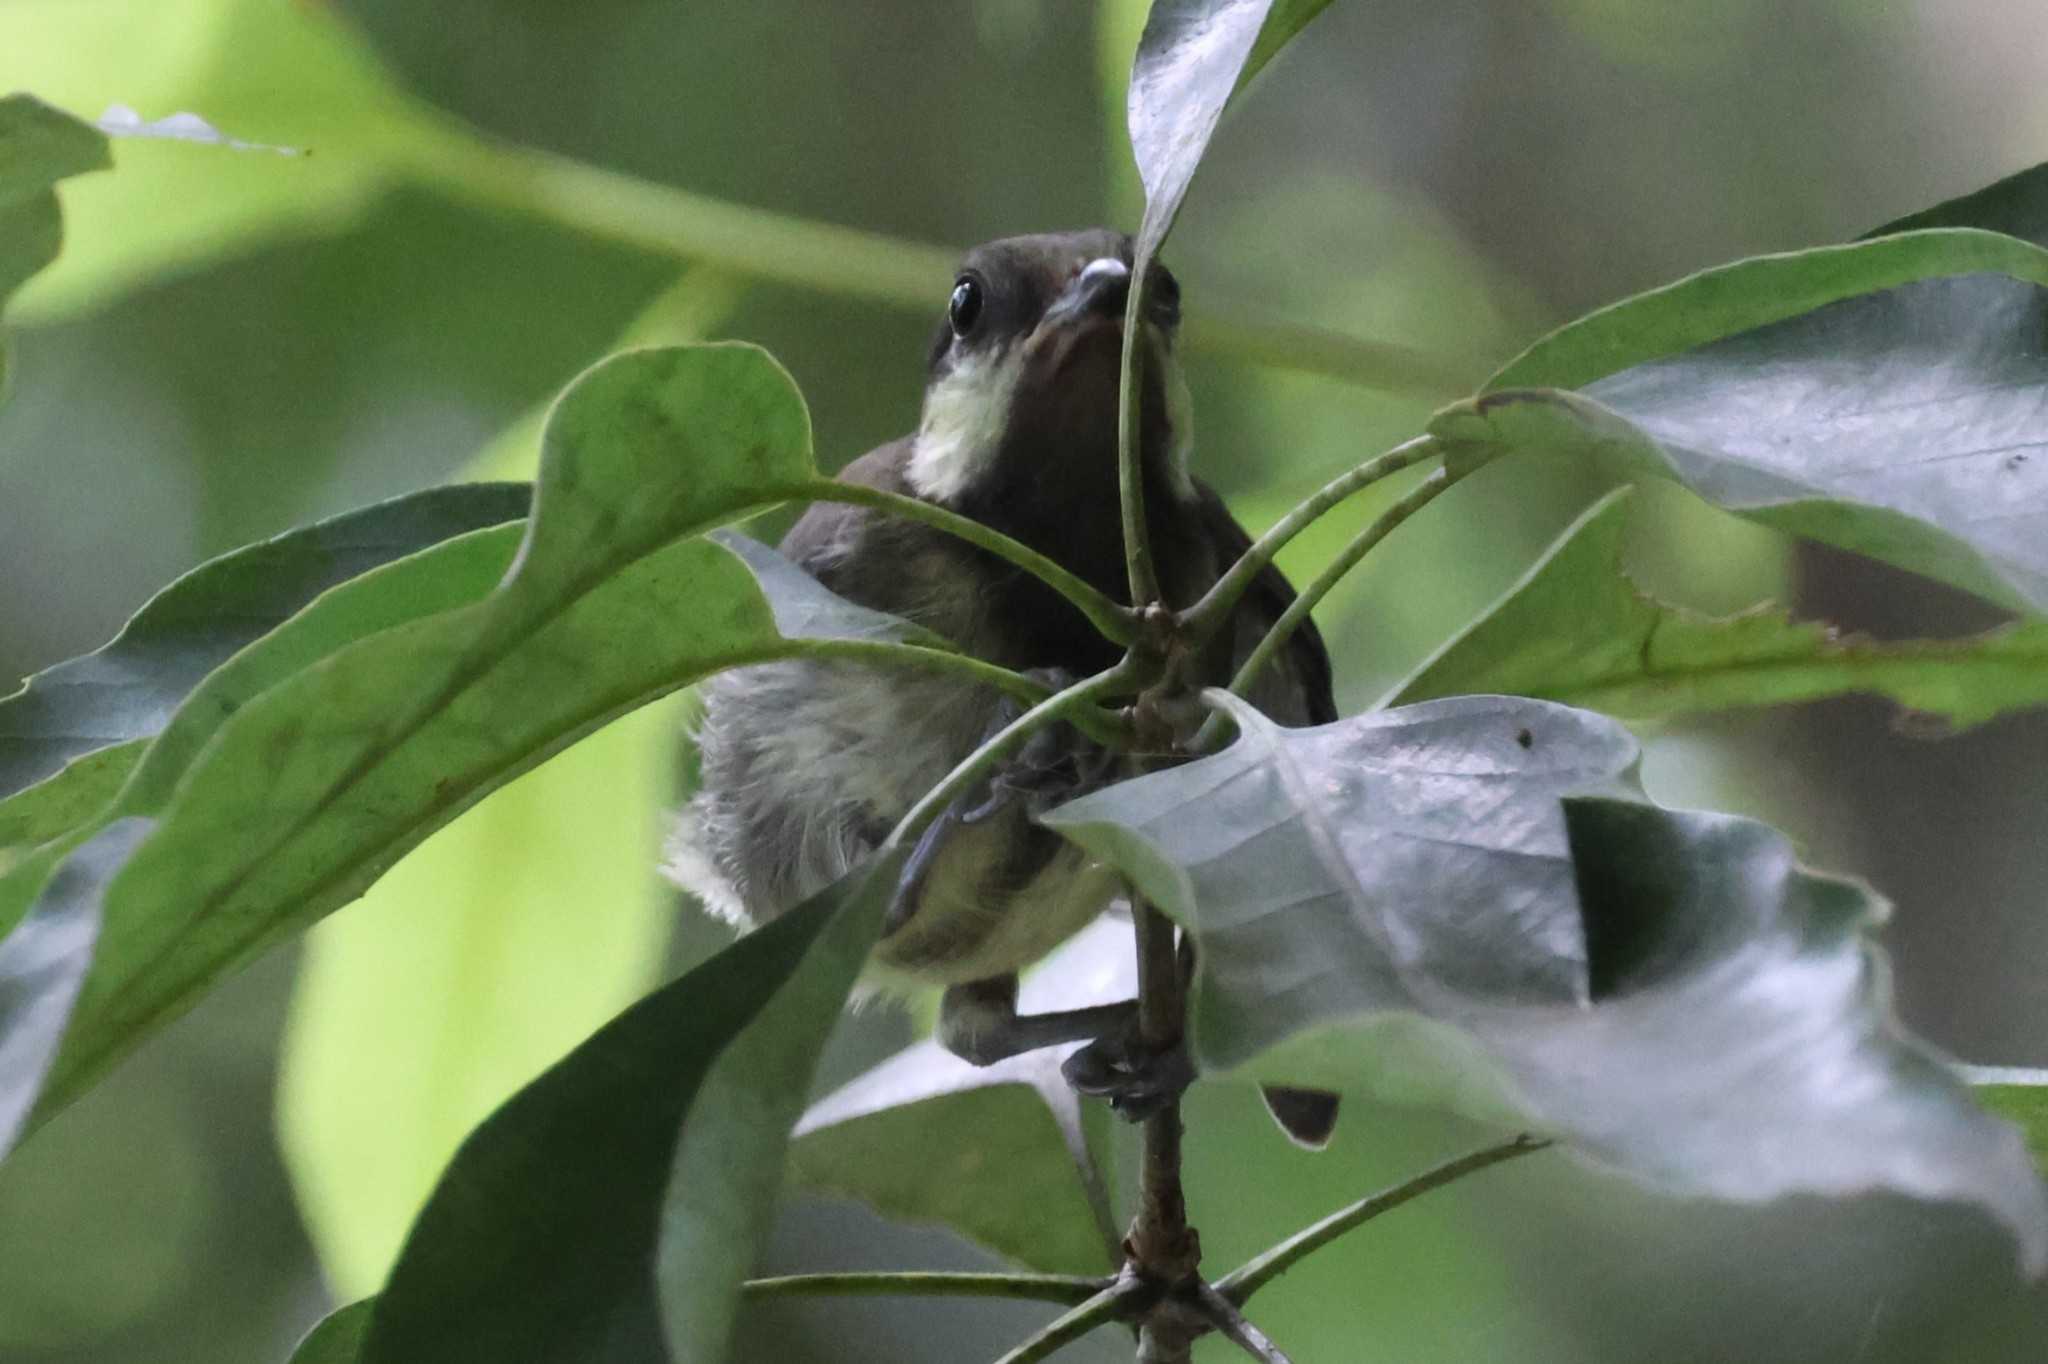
670, 229, 1338, 1145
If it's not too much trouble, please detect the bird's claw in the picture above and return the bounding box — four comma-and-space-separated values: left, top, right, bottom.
1061, 1026, 1196, 1123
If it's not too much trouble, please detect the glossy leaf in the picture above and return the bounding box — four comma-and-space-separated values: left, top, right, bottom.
1871, 159, 2048, 248
1045, 694, 2048, 1272
1387, 489, 2048, 729
20, 344, 821, 1126
274, 281, 747, 1300
0, 819, 149, 1156
791, 918, 1131, 1275
1127, 0, 1333, 261
1485, 228, 2048, 394
0, 483, 531, 803
276, 700, 680, 1298
288, 1300, 373, 1364
1437, 257, 2048, 616
0, 745, 139, 872
0, 93, 109, 395
0, 522, 526, 945
360, 854, 901, 1364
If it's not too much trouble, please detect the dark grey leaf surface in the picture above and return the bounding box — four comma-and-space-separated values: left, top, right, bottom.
0, 818, 150, 1157
1045, 694, 2048, 1271
0, 483, 532, 799
710, 531, 950, 648
1871, 159, 2048, 247
1127, 0, 1332, 261
791, 919, 1131, 1274
360, 854, 899, 1364
1438, 261, 2048, 614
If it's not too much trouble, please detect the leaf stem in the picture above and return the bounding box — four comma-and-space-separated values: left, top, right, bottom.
414, 126, 1469, 395
789, 479, 1138, 646
743, 1271, 1108, 1306
1181, 434, 1442, 645
1216, 1135, 1549, 1307
1118, 292, 1163, 608
886, 663, 1142, 852
1190, 1283, 1295, 1363
797, 640, 1124, 748
1217, 463, 1458, 723
990, 1276, 1150, 1364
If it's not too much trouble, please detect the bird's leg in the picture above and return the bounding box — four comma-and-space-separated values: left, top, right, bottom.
937, 977, 1196, 1123
938, 976, 1137, 1066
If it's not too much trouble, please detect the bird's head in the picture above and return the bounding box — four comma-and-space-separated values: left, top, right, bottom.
906, 229, 1190, 509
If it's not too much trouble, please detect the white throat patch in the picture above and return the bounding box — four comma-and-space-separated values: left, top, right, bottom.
907, 344, 1023, 501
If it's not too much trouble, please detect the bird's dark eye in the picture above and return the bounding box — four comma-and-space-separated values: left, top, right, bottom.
948, 277, 984, 337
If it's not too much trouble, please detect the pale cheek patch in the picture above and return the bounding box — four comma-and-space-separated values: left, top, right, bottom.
908, 344, 1023, 502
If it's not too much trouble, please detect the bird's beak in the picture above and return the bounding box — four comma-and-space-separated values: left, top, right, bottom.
1040, 257, 1181, 335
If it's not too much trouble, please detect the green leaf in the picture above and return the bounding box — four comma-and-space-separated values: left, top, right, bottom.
18, 343, 822, 1127
0, 483, 531, 804
287, 1300, 373, 1364
0, 818, 149, 1155
1387, 489, 2048, 729
0, 745, 140, 872
1969, 1068, 2048, 1169
0, 93, 109, 396
1044, 695, 2048, 1273
0, 520, 525, 946
791, 919, 1130, 1275
274, 279, 751, 1301
276, 697, 680, 1299
1871, 160, 2048, 249
359, 854, 901, 1364
1485, 228, 2048, 394
1127, 0, 1333, 260
1434, 252, 2048, 615
0, 0, 448, 321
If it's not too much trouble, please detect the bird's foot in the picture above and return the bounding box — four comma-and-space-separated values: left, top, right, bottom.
1060, 1023, 1196, 1123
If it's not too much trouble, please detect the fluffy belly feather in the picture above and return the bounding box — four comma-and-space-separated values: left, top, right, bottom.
669, 658, 1116, 981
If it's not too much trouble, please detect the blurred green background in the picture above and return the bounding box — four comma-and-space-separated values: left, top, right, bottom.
3, 1, 2047, 1360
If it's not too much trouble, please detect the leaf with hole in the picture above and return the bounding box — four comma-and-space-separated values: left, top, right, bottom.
1045, 693, 2048, 1273
359, 853, 901, 1364
1386, 489, 2048, 729
791, 918, 1133, 1276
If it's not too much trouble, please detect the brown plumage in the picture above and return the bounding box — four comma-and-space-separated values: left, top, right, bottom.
674, 230, 1338, 1145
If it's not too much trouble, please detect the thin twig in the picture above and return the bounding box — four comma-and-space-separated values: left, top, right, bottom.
792, 479, 1138, 646
1180, 434, 1442, 645
887, 662, 1142, 851
990, 1277, 1150, 1364
1127, 897, 1198, 1364
417, 125, 1472, 395
743, 1271, 1109, 1306
1216, 1135, 1550, 1307
1117, 285, 1163, 608
1191, 1282, 1296, 1363
1216, 464, 1458, 725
